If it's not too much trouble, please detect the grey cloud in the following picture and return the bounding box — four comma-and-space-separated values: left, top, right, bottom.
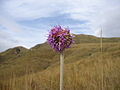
0, 39, 18, 52
0, 0, 120, 52
102, 7, 120, 37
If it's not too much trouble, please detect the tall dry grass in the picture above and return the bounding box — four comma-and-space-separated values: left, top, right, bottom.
0, 56, 120, 90
0, 41, 120, 90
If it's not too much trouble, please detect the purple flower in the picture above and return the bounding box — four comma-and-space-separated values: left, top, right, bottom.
47, 26, 74, 52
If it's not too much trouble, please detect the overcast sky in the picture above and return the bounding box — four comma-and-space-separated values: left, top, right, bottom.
0, 0, 120, 52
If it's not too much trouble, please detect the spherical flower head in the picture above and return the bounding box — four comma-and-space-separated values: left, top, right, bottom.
47, 26, 74, 52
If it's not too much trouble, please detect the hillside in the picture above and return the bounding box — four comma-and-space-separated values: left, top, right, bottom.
74, 34, 120, 44
0, 34, 120, 90
0, 34, 120, 80
0, 46, 28, 63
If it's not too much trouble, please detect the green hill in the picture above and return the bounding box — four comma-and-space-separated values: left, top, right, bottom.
74, 34, 120, 44
0, 46, 28, 62
0, 34, 120, 79
0, 34, 120, 90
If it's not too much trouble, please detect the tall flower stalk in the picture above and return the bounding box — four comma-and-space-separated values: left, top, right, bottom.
47, 26, 73, 90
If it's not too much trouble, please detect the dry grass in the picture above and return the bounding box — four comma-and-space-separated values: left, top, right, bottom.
0, 52, 120, 90
0, 35, 120, 90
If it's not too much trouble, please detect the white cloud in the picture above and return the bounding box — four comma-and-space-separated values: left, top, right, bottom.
93, 0, 120, 37
0, 0, 120, 51
2, 0, 66, 20
0, 15, 22, 32
0, 26, 48, 52
0, 28, 19, 52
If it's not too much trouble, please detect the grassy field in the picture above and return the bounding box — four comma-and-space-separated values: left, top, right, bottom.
0, 34, 120, 90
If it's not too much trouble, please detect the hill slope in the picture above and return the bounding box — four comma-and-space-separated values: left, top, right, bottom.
0, 34, 120, 90
74, 34, 120, 44
0, 34, 120, 80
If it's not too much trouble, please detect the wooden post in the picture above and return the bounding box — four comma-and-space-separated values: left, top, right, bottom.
100, 27, 104, 90
60, 52, 64, 90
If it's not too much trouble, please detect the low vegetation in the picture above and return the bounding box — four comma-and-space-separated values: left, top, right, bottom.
0, 34, 120, 90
